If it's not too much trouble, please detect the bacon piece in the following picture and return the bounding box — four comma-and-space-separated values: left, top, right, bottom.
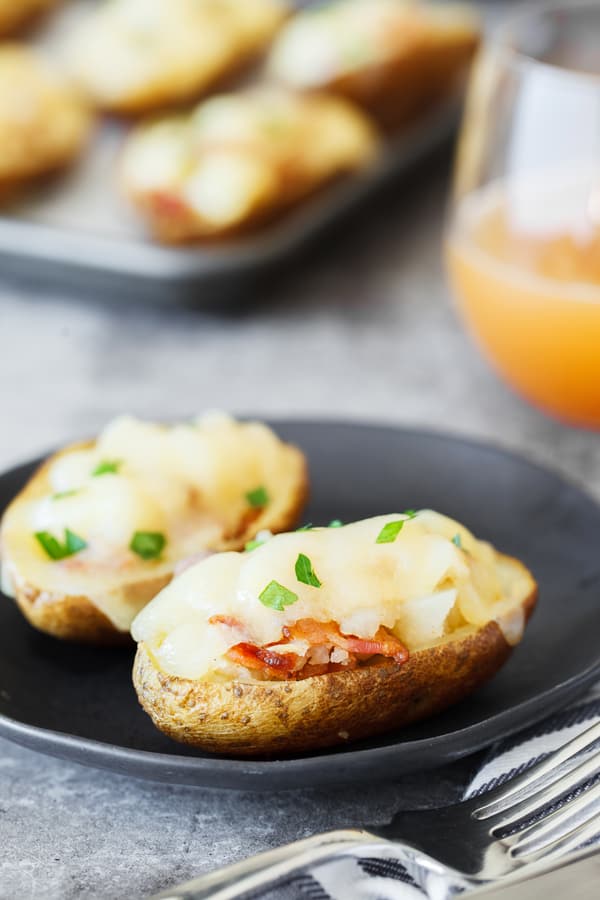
225, 619, 409, 680
148, 190, 190, 221
283, 619, 409, 665
227, 642, 301, 680
344, 627, 409, 665
209, 614, 244, 629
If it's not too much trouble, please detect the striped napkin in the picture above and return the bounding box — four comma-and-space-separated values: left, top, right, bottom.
248, 684, 600, 900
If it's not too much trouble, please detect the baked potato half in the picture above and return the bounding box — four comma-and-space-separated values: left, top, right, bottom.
65, 0, 289, 115
131, 511, 537, 755
120, 87, 378, 242
0, 414, 308, 644
267, 0, 481, 131
0, 45, 92, 195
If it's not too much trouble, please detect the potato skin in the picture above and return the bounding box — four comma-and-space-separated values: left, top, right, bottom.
133, 582, 537, 756
1, 438, 308, 644
12, 575, 171, 646
323, 35, 480, 132
0, 0, 59, 36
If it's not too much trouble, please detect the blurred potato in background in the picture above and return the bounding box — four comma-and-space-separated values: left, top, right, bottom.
0, 45, 92, 195
120, 87, 379, 242
267, 0, 480, 129
0, 0, 480, 249
64, 0, 290, 115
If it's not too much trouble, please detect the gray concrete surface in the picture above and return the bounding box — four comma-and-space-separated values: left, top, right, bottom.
1, 150, 600, 900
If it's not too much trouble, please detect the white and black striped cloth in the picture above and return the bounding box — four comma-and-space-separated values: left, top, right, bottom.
244, 684, 600, 900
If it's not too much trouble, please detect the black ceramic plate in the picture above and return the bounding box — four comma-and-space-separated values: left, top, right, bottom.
1, 421, 600, 791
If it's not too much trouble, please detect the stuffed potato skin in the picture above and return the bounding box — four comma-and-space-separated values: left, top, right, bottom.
267, 0, 481, 131
132, 553, 537, 756
0, 46, 92, 194
120, 88, 378, 243
66, 0, 289, 116
133, 570, 536, 755
1, 445, 173, 645
0, 420, 309, 644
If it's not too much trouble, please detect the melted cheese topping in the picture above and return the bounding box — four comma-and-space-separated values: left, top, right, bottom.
132, 511, 531, 681
0, 413, 305, 630
66, 0, 288, 111
121, 88, 378, 234
267, 0, 479, 88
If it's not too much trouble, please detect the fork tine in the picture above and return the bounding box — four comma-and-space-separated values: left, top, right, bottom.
474, 720, 600, 820
508, 779, 600, 856
510, 802, 600, 865
485, 748, 600, 832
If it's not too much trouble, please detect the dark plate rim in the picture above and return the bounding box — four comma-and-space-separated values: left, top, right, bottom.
1, 420, 598, 789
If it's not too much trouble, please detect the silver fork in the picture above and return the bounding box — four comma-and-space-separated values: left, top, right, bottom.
152, 720, 600, 900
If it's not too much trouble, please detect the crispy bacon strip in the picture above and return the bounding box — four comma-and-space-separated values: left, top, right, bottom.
225, 618, 409, 680
284, 619, 409, 665
227, 642, 301, 680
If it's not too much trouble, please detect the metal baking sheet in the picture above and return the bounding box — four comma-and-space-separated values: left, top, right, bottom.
0, 2, 460, 305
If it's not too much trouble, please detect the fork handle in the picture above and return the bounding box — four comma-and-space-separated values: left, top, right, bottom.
150, 829, 386, 899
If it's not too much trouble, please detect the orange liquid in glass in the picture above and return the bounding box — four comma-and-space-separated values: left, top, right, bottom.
447, 176, 600, 427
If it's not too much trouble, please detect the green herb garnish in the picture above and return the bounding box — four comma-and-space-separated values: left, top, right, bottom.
452, 533, 463, 549
245, 538, 265, 552
92, 459, 122, 477
296, 523, 313, 532
35, 528, 87, 561
130, 531, 166, 560
328, 519, 343, 528
376, 511, 419, 544
246, 486, 269, 508
295, 553, 322, 588
52, 489, 79, 501
376, 520, 405, 544
259, 580, 298, 612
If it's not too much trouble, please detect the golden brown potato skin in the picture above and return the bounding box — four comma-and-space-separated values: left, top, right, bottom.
268, 5, 480, 133
0, 0, 59, 35
1, 439, 308, 644
12, 575, 171, 646
133, 579, 537, 756
317, 34, 480, 132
